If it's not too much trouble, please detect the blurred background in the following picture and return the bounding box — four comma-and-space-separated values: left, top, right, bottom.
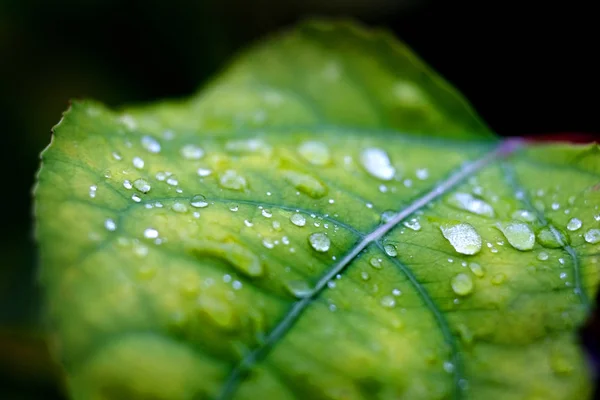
0, 0, 598, 398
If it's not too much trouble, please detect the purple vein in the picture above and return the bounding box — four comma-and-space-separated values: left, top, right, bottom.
216, 138, 522, 400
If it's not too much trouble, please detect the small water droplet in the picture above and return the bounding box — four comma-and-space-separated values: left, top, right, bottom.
566, 218, 582, 231
383, 243, 398, 257
190, 194, 209, 208
261, 209, 272, 218
123, 180, 133, 190
491, 273, 506, 285
104, 218, 116, 231
180, 144, 204, 160
89, 185, 97, 198
132, 156, 145, 169
496, 221, 535, 251
112, 151, 122, 161
415, 168, 429, 180
451, 273, 474, 296
511, 209, 536, 222
469, 262, 484, 277
380, 295, 396, 308
360, 148, 395, 181
285, 280, 312, 298
282, 170, 326, 198
392, 288, 402, 296
290, 213, 306, 227
440, 223, 482, 255
403, 218, 421, 231
443, 361, 455, 374
144, 228, 158, 239
141, 135, 161, 153
171, 202, 188, 213
380, 210, 397, 223
133, 178, 151, 193
244, 220, 253, 227
166, 177, 178, 186
360, 271, 370, 281
369, 257, 382, 269
308, 232, 330, 252
131, 193, 142, 202
537, 251, 549, 261
551, 202, 560, 210
537, 226, 563, 248
584, 229, 600, 244
298, 141, 331, 166
229, 204, 239, 212
447, 192, 495, 217
218, 170, 247, 191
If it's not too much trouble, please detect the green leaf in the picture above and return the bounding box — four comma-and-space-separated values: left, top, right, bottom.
34, 20, 600, 400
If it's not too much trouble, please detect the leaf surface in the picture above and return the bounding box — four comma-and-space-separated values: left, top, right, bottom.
35, 20, 600, 400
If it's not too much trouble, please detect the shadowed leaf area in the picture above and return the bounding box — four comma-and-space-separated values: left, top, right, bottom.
34, 20, 600, 400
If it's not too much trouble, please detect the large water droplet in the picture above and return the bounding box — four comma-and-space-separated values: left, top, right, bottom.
440, 223, 482, 255
566, 218, 582, 231
512, 209, 536, 222
219, 170, 247, 191
285, 280, 312, 298
290, 213, 306, 227
180, 144, 204, 160
141, 135, 161, 153
360, 148, 395, 181
447, 192, 495, 218
537, 226, 563, 248
496, 221, 535, 251
308, 232, 330, 252
282, 170, 327, 198
451, 273, 474, 296
298, 141, 331, 166
133, 178, 151, 193
584, 228, 600, 244
190, 194, 209, 208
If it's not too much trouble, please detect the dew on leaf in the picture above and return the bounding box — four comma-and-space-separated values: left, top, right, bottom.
403, 218, 421, 231
197, 168, 212, 177
451, 273, 474, 296
132, 156, 145, 169
285, 280, 312, 298
308, 232, 330, 252
219, 170, 247, 191
392, 288, 402, 296
383, 243, 398, 257
89, 185, 97, 198
584, 229, 600, 244
112, 151, 122, 161
447, 192, 494, 218
380, 210, 397, 223
290, 213, 306, 227
369, 257, 382, 269
190, 194, 209, 208
131, 193, 142, 202
380, 295, 396, 308
261, 209, 272, 218
171, 202, 188, 213
469, 262, 484, 277
511, 209, 536, 222
144, 228, 159, 239
166, 177, 178, 186
491, 273, 506, 285
415, 168, 429, 180
566, 218, 582, 231
359, 148, 395, 181
537, 251, 549, 261
104, 218, 116, 231
440, 222, 482, 255
229, 204, 239, 212
123, 180, 133, 190
180, 144, 204, 160
141, 135, 161, 153
537, 226, 563, 248
496, 221, 535, 251
155, 172, 167, 181
443, 361, 455, 374
282, 170, 326, 198
298, 141, 331, 166
133, 179, 151, 193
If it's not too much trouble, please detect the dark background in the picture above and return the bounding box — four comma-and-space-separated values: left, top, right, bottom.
0, 0, 598, 398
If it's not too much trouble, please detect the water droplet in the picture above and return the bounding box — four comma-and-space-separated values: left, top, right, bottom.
496, 221, 535, 251
132, 156, 144, 169
229, 204, 239, 212
104, 218, 116, 231
369, 257, 382, 269
551, 202, 560, 210
131, 193, 142, 202
380, 210, 397, 223
415, 168, 429, 180
298, 141, 331, 166
197, 168, 212, 177
290, 213, 306, 227
180, 144, 204, 160
360, 271, 370, 281
327, 280, 336, 289
190, 194, 209, 208
261, 209, 272, 218
359, 148, 395, 181
469, 262, 484, 277
537, 226, 563, 248
112, 151, 122, 161
89, 185, 97, 198
392, 288, 402, 296
383, 243, 398, 257
282, 170, 326, 198
511, 209, 536, 222
285, 280, 312, 298
380, 295, 396, 308
171, 202, 188, 213
219, 170, 247, 191
537, 251, 549, 261
141, 135, 161, 153
566, 218, 582, 231
308, 232, 330, 252
440, 223, 482, 255
584, 229, 600, 244
144, 228, 159, 239
447, 192, 495, 217
166, 177, 178, 186
451, 273, 474, 296
443, 361, 455, 374
403, 218, 421, 231
491, 273, 506, 285
133, 178, 151, 193
123, 180, 133, 190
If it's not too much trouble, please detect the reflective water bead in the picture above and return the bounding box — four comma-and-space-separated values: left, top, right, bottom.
141, 135, 161, 153
584, 229, 600, 244
440, 223, 482, 255
298, 141, 331, 166
144, 228, 159, 239
290, 213, 306, 227
133, 179, 151, 193
190, 194, 209, 208
308, 232, 330, 252
360, 148, 395, 180
104, 218, 116, 231
496, 221, 535, 251
566, 218, 582, 231
451, 273, 474, 296
180, 144, 204, 160
132, 156, 144, 169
